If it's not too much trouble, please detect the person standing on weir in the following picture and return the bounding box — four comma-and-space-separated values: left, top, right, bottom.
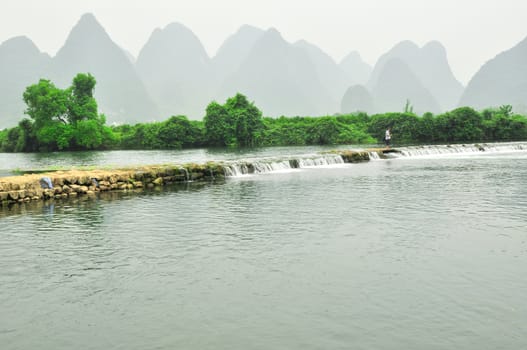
384, 128, 392, 149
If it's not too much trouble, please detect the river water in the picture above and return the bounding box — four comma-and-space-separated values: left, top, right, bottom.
1, 143, 527, 349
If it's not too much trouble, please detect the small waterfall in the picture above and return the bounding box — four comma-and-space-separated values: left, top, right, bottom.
392, 142, 527, 158
368, 151, 381, 160
179, 168, 190, 181
298, 155, 344, 167
222, 154, 345, 177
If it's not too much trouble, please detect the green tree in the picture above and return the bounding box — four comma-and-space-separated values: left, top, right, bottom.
499, 104, 513, 117
225, 93, 264, 146
23, 79, 69, 127
68, 73, 98, 123
20, 73, 116, 151
158, 115, 202, 149
435, 107, 483, 142
204, 93, 263, 147
204, 101, 235, 146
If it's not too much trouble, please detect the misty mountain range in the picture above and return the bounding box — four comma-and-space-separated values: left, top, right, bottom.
1, 13, 526, 129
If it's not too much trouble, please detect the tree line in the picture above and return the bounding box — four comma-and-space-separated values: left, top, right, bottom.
1, 74, 527, 152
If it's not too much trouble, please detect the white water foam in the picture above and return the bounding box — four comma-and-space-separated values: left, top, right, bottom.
388, 142, 527, 159
223, 154, 345, 177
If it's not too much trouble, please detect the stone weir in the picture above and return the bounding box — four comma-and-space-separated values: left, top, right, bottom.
0, 149, 393, 207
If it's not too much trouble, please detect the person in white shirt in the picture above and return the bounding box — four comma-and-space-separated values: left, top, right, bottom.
384, 128, 391, 148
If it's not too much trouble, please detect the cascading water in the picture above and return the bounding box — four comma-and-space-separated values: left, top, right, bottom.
388, 142, 527, 158
368, 152, 381, 160
222, 154, 345, 177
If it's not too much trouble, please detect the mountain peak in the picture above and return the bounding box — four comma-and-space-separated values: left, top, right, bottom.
164, 22, 192, 34
79, 12, 97, 23
340, 51, 366, 65
339, 50, 372, 86
0, 36, 41, 56
74, 13, 105, 33
390, 40, 420, 55
422, 40, 447, 56
460, 34, 527, 111
62, 12, 109, 49
139, 21, 209, 61
265, 27, 282, 39
238, 24, 264, 33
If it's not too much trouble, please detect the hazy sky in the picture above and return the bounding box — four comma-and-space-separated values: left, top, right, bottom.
1, 0, 526, 84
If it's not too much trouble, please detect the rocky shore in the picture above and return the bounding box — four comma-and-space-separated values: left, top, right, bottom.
0, 149, 389, 206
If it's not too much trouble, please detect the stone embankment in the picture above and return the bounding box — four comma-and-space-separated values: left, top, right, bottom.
0, 149, 391, 206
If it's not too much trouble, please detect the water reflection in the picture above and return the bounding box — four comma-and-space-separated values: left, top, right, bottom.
1, 156, 527, 350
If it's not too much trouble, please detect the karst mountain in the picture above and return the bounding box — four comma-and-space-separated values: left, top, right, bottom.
1, 12, 524, 130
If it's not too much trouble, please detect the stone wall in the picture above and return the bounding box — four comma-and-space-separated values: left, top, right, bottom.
0, 163, 225, 207
0, 150, 389, 207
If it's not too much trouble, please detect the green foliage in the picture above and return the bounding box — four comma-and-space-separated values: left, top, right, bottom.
74, 119, 103, 149
4, 80, 527, 153
499, 104, 513, 117
368, 113, 421, 144
0, 129, 6, 146
434, 107, 484, 142
204, 93, 263, 147
68, 73, 98, 123
260, 114, 374, 146
114, 115, 204, 150
204, 102, 234, 146
7, 73, 117, 152
23, 79, 69, 127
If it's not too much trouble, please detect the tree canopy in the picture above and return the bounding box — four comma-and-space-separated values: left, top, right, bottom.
2, 79, 527, 153
12, 73, 116, 151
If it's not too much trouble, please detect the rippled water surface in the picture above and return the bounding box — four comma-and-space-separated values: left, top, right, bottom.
1, 149, 527, 349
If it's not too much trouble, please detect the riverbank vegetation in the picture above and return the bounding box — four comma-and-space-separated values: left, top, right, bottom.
2, 74, 527, 152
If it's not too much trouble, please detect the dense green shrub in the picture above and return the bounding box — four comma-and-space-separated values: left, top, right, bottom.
2, 75, 527, 153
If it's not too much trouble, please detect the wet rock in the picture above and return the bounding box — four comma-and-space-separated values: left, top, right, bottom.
8, 191, 19, 200
153, 177, 164, 186
191, 172, 204, 180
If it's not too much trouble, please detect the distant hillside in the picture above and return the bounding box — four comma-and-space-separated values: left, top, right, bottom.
212, 25, 264, 88
3, 13, 525, 127
459, 36, 527, 114
368, 40, 463, 111
371, 58, 441, 115
219, 28, 333, 116
0, 36, 51, 129
137, 22, 212, 119
52, 13, 159, 124
341, 85, 374, 114
339, 51, 372, 86
293, 40, 351, 111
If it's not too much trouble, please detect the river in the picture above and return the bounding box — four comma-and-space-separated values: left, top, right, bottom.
1, 143, 527, 349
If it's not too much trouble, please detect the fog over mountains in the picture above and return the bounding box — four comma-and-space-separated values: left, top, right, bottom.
0, 13, 526, 129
